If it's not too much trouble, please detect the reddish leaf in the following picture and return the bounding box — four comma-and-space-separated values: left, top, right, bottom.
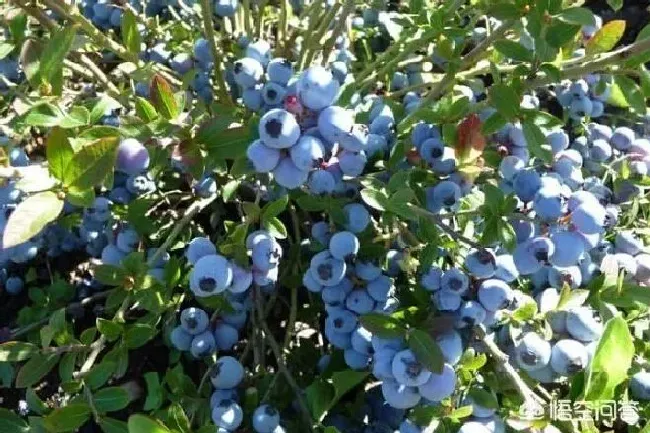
455, 114, 486, 164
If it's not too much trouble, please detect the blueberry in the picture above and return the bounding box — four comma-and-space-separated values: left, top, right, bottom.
367, 275, 394, 302
169, 53, 193, 75
290, 136, 325, 171
549, 231, 585, 267
262, 82, 287, 106
420, 266, 442, 291
329, 231, 360, 261
210, 356, 244, 388
116, 138, 149, 175
350, 326, 373, 355
630, 371, 650, 400
190, 254, 234, 296
326, 308, 357, 333
228, 263, 253, 294
214, 322, 239, 350
116, 228, 139, 253
259, 109, 300, 149
246, 40, 272, 66
465, 249, 497, 279
499, 156, 525, 181
247, 140, 281, 173
344, 203, 370, 233
457, 301, 487, 328
344, 348, 372, 370
513, 237, 554, 275
512, 169, 541, 202
253, 405, 280, 433
180, 307, 210, 335
340, 124, 369, 152
186, 237, 217, 265
212, 399, 243, 430
302, 269, 323, 293
418, 363, 455, 401
5, 276, 24, 295
615, 231, 644, 255
233, 57, 264, 88
463, 394, 497, 418
267, 58, 293, 86
381, 379, 421, 409
101, 244, 126, 266
434, 289, 462, 311
569, 96, 593, 119
324, 319, 353, 349
297, 66, 340, 110
440, 268, 469, 295
611, 127, 635, 151
273, 158, 309, 189
548, 265, 582, 289
477, 279, 514, 312
190, 330, 216, 358
210, 388, 239, 407
214, 0, 238, 16
494, 254, 519, 282
550, 339, 588, 375
565, 307, 602, 342
515, 332, 551, 371
243, 86, 264, 111
251, 237, 282, 271
420, 138, 445, 164
170, 326, 193, 351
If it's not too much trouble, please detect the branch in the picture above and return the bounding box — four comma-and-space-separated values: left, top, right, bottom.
255, 287, 314, 431
399, 20, 516, 129
474, 326, 546, 407
319, 0, 355, 66
410, 205, 483, 249
146, 194, 218, 267
198, 0, 234, 105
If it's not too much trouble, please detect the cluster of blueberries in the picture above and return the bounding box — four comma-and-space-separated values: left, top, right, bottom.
187, 230, 282, 300
208, 355, 286, 432
303, 224, 401, 370
247, 65, 397, 192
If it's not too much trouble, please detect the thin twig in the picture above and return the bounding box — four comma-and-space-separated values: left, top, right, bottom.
474, 326, 546, 407
255, 287, 314, 431
198, 0, 233, 105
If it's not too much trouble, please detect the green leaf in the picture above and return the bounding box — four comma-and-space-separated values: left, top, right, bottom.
63, 136, 120, 190
38, 25, 76, 88
143, 372, 162, 411
522, 120, 552, 164
149, 74, 179, 120
19, 39, 42, 85
468, 388, 499, 409
3, 192, 64, 249
489, 84, 520, 120
545, 21, 581, 48
586, 20, 626, 55
121, 9, 141, 55
407, 329, 444, 374
93, 265, 127, 286
481, 111, 507, 135
296, 194, 327, 211
135, 97, 158, 123
360, 188, 389, 211
46, 127, 74, 181
86, 361, 116, 390
0, 341, 38, 362
15, 353, 60, 388
25, 388, 49, 416
582, 316, 634, 401
0, 407, 29, 433
305, 380, 334, 422
493, 40, 533, 62
127, 415, 171, 433
262, 195, 289, 219
637, 24, 650, 42
262, 216, 288, 239
614, 75, 646, 114
43, 404, 91, 433
124, 324, 157, 349
330, 369, 368, 407
93, 387, 132, 412
23, 103, 63, 127
97, 318, 124, 341
59, 106, 90, 129
606, 0, 623, 11
359, 313, 408, 339
199, 124, 253, 160
0, 43, 14, 60
449, 405, 474, 420
557, 7, 595, 26
99, 418, 129, 433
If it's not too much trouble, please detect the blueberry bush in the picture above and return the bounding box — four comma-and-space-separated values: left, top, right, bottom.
1, 0, 650, 432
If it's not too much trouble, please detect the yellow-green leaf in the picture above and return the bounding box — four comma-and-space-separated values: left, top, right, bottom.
3, 191, 64, 249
